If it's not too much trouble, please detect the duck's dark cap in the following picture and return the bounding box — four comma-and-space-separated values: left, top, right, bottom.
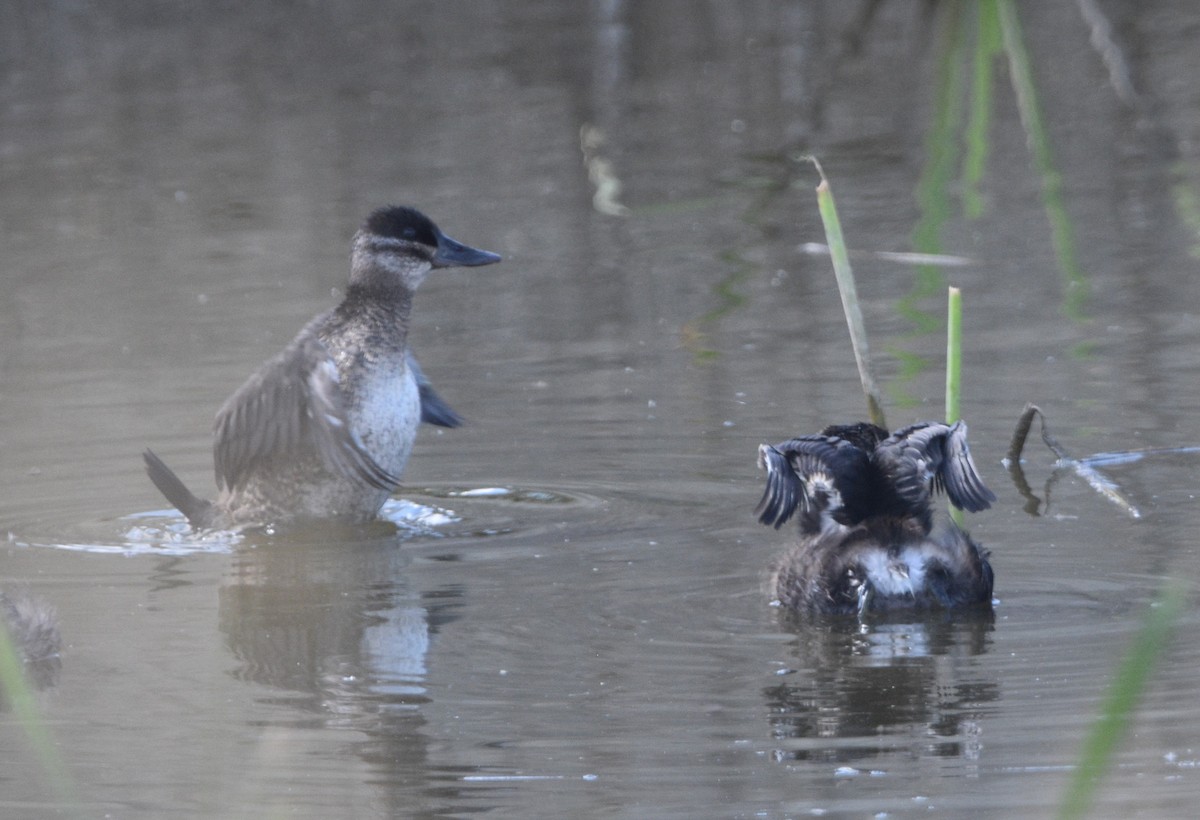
363, 205, 440, 247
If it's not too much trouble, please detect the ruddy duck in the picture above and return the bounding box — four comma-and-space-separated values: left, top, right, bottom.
143, 206, 500, 530
755, 421, 996, 616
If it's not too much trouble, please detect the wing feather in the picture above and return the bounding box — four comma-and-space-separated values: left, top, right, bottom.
755, 436, 865, 530
213, 329, 398, 493
407, 351, 463, 428
878, 421, 995, 513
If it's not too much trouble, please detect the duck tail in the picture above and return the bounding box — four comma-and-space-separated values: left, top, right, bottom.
142, 449, 214, 528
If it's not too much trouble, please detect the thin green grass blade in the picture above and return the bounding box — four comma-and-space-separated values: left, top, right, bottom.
945, 286, 963, 425
807, 157, 887, 429
1058, 579, 1190, 819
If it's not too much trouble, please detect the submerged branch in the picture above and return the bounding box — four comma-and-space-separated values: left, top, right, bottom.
1006, 404, 1143, 519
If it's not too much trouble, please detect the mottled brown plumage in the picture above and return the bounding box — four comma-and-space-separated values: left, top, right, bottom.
144, 206, 500, 530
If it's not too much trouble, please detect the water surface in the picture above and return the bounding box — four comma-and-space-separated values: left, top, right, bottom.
3, 2, 1200, 817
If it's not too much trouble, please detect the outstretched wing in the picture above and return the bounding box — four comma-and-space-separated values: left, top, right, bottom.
212, 329, 397, 493
878, 420, 996, 513
755, 435, 868, 530
407, 351, 463, 429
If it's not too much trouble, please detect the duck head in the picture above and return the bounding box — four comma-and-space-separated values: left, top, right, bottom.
349, 205, 501, 296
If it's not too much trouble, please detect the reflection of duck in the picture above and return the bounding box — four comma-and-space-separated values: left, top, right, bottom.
764, 612, 996, 766
143, 206, 501, 530
755, 421, 996, 615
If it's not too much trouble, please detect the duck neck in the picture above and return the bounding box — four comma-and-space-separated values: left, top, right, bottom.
338, 282, 415, 341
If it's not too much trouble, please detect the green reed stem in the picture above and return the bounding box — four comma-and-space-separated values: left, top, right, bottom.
945, 287, 964, 526
807, 157, 887, 429
945, 287, 963, 425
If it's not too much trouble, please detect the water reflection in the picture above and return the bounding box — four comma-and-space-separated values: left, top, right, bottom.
215, 485, 590, 711
765, 612, 996, 765
216, 529, 463, 808
219, 532, 459, 711
4, 0, 1200, 815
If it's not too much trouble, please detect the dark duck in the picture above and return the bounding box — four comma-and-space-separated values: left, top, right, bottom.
755, 421, 996, 616
143, 206, 501, 530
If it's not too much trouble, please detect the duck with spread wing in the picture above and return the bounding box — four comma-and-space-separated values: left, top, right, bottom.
755, 421, 996, 616
143, 206, 500, 531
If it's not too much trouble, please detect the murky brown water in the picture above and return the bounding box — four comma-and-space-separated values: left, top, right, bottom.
4, 2, 1200, 817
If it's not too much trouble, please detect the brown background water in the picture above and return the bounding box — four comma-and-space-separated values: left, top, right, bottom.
3, 2, 1200, 817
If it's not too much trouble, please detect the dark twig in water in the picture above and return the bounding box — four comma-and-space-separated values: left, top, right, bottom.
1005, 404, 1063, 514
1006, 402, 1072, 462
1006, 403, 1148, 519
